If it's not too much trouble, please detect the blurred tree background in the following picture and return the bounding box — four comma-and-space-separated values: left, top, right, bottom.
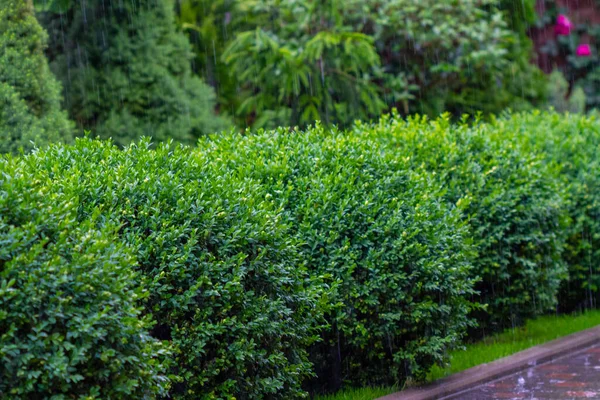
37, 0, 230, 147
0, 0, 72, 154
532, 0, 600, 111
179, 0, 549, 130
1, 0, 596, 151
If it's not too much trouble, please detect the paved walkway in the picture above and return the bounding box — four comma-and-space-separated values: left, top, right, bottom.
444, 344, 600, 399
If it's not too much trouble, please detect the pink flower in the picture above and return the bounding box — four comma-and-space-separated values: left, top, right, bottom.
555, 14, 572, 36
576, 44, 592, 57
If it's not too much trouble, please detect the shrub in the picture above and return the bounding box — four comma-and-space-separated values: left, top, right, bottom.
5, 111, 595, 398
222, 0, 385, 129
492, 112, 600, 312
217, 0, 546, 129
535, 2, 600, 110
39, 0, 230, 146
201, 126, 476, 391
22, 138, 323, 399
547, 70, 586, 114
361, 113, 568, 333
0, 0, 72, 154
358, 0, 547, 116
0, 154, 167, 398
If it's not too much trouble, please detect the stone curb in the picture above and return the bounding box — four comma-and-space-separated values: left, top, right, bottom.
377, 324, 600, 400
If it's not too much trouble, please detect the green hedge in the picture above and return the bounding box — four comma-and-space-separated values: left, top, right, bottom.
3, 139, 324, 399
202, 126, 476, 390
3, 111, 600, 397
0, 155, 167, 398
360, 113, 568, 333
489, 112, 600, 312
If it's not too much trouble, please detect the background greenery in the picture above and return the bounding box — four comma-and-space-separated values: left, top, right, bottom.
208, 0, 548, 129
6, 0, 558, 149
38, 0, 231, 147
0, 0, 72, 154
2, 0, 593, 151
3, 0, 600, 398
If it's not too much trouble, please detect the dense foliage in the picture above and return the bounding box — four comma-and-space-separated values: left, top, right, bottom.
202, 127, 476, 390
5, 138, 325, 398
2, 0, 598, 395
492, 112, 600, 312
354, 0, 547, 116
0, 0, 72, 154
222, 0, 385, 129
39, 0, 230, 146
0, 153, 167, 398
20, 0, 556, 139
362, 114, 567, 332
176, 0, 245, 116
177, 0, 548, 130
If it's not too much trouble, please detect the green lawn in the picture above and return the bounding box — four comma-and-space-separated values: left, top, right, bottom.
428, 310, 600, 380
314, 386, 397, 400
316, 310, 600, 400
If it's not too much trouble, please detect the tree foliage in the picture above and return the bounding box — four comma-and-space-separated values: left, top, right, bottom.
39, 0, 230, 146
0, 0, 72, 154
214, 0, 547, 129
176, 0, 243, 116
349, 0, 547, 116
222, 0, 385, 129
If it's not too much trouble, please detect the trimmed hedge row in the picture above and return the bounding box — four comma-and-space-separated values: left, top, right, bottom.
201, 127, 476, 390
0, 155, 167, 398
6, 139, 325, 399
359, 114, 568, 333
487, 112, 600, 312
1, 111, 599, 397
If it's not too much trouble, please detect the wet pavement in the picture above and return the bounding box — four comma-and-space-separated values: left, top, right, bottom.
444, 344, 600, 399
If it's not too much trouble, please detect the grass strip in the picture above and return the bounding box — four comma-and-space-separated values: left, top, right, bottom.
428, 310, 600, 381
315, 386, 397, 400
318, 310, 600, 400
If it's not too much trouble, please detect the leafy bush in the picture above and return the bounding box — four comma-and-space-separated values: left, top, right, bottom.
492, 112, 600, 312
39, 0, 230, 146
0, 0, 72, 154
6, 111, 598, 397
535, 2, 600, 110
216, 0, 546, 129
357, 0, 547, 116
201, 126, 476, 391
222, 0, 385, 129
0, 154, 167, 398
361, 114, 567, 333
20, 138, 323, 399
547, 70, 586, 114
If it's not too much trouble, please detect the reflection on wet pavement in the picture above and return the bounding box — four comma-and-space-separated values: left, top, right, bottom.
444, 344, 600, 399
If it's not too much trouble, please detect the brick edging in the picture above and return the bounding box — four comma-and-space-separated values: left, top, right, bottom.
377, 324, 600, 400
